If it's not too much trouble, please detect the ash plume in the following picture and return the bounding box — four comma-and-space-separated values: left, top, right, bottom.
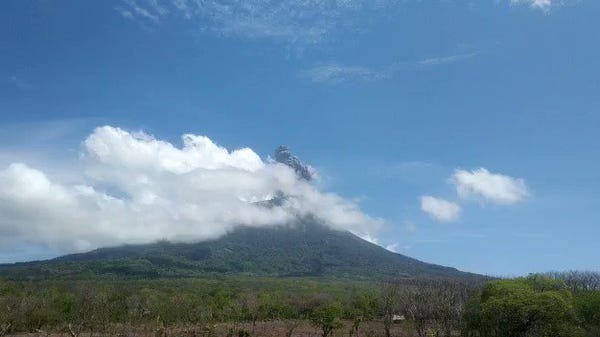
274, 145, 315, 181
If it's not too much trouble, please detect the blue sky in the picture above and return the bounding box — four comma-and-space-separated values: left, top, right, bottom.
1, 0, 599, 276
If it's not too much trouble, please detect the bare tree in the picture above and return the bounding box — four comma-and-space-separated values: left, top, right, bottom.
0, 296, 11, 337
0, 291, 18, 334
283, 319, 301, 337
241, 292, 260, 329
0, 323, 11, 337
67, 323, 80, 337
380, 281, 401, 337
67, 284, 111, 337
545, 271, 600, 292
391, 278, 477, 337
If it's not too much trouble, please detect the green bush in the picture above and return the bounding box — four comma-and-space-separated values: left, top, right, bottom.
310, 302, 344, 337
465, 275, 584, 337
574, 291, 600, 336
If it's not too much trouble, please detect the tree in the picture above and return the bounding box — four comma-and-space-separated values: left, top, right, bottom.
241, 292, 260, 328
348, 293, 379, 337
283, 318, 301, 337
433, 279, 475, 337
310, 302, 344, 337
545, 271, 600, 292
386, 279, 476, 337
0, 280, 12, 337
574, 290, 600, 336
60, 284, 112, 337
380, 282, 400, 337
465, 275, 585, 337
398, 284, 438, 337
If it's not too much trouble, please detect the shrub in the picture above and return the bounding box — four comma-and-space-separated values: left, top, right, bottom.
464, 275, 585, 337
310, 302, 344, 337
574, 291, 600, 336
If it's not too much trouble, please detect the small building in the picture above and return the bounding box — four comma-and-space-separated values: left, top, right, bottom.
392, 314, 405, 322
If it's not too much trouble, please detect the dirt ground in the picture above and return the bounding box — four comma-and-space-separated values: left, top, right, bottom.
6, 320, 418, 337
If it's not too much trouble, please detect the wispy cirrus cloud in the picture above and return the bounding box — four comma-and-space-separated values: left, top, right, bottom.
304, 52, 479, 84
510, 0, 567, 11
120, 0, 160, 23
302, 64, 388, 84
417, 52, 479, 66
115, 0, 401, 44
116, 1, 575, 43
5, 76, 32, 90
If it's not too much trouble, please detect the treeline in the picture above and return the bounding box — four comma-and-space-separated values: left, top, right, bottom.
0, 277, 378, 336
463, 272, 600, 337
381, 272, 600, 337
0, 272, 599, 337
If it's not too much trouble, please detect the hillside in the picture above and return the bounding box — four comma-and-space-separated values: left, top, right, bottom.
0, 221, 478, 280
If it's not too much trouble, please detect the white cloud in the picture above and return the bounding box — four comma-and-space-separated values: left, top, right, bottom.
115, 7, 134, 19
420, 196, 461, 223
530, 0, 553, 8
0, 126, 382, 256
510, 0, 554, 10
303, 64, 387, 84
358, 232, 382, 246
451, 168, 529, 204
385, 243, 400, 253
122, 0, 160, 22
510, 0, 573, 11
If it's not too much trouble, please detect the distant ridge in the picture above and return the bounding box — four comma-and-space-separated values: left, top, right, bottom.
0, 221, 480, 281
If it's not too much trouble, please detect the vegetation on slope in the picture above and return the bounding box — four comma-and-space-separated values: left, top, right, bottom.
0, 222, 476, 281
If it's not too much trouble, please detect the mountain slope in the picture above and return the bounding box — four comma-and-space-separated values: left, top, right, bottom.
0, 222, 478, 280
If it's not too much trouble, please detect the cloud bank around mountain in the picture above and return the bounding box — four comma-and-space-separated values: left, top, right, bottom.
0, 126, 382, 254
